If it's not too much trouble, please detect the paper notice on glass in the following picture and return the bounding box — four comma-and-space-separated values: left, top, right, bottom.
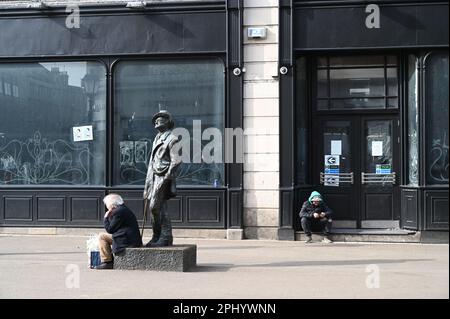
331, 140, 342, 155
73, 125, 93, 142
372, 141, 383, 156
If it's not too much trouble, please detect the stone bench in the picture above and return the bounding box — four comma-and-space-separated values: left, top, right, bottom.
114, 245, 197, 272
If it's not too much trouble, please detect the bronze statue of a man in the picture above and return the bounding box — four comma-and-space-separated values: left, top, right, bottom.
143, 110, 181, 247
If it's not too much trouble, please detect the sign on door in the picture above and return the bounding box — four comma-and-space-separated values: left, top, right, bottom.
324, 175, 339, 187
325, 155, 340, 166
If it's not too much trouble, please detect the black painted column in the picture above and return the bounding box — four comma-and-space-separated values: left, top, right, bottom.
278, 0, 295, 240
226, 0, 244, 236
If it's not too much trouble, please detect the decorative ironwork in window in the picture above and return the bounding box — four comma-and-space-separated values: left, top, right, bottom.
425, 52, 449, 185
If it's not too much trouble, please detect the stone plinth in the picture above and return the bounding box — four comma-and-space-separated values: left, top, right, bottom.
114, 245, 197, 272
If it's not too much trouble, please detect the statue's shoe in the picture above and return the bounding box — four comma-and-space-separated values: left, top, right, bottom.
145, 237, 160, 247
148, 238, 173, 247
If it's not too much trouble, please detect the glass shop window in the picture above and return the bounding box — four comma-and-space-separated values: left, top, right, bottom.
113, 59, 225, 187
407, 55, 419, 186
0, 61, 107, 185
425, 52, 449, 185
316, 55, 399, 110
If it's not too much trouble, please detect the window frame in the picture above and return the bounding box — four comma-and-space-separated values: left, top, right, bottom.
405, 53, 420, 187
110, 56, 227, 189
0, 55, 229, 190
0, 58, 109, 188
313, 54, 400, 112
422, 50, 450, 187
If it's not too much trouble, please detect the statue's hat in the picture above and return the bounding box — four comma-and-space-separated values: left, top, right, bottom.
152, 110, 174, 129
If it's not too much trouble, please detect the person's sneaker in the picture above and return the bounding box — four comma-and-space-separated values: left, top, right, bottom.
322, 236, 333, 243
94, 261, 113, 270
304, 236, 312, 243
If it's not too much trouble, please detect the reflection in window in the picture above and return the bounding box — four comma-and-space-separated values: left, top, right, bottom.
12, 85, 19, 98
4, 81, 11, 96
407, 55, 419, 185
323, 121, 351, 173
114, 59, 225, 187
0, 62, 107, 185
365, 121, 392, 174
330, 68, 385, 98
425, 52, 449, 185
316, 55, 399, 110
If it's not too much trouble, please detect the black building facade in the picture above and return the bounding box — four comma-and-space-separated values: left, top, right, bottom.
1, 0, 448, 239
279, 0, 449, 235
0, 1, 244, 231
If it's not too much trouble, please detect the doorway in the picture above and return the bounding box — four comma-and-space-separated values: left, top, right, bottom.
312, 115, 400, 228
300, 53, 403, 228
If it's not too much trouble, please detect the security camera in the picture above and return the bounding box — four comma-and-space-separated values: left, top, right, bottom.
233, 68, 242, 76
280, 66, 289, 75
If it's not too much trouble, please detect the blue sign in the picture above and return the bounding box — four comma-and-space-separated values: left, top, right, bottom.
325, 165, 340, 174
376, 164, 391, 174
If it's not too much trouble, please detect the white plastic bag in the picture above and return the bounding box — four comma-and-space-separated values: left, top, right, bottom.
86, 234, 100, 255
86, 234, 100, 268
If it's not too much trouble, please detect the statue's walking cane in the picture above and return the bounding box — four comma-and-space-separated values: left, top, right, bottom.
141, 198, 149, 239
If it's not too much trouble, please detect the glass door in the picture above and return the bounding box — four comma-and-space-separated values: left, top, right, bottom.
360, 116, 400, 227
314, 115, 400, 228
315, 118, 359, 227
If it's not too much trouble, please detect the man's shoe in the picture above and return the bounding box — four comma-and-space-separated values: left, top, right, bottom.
94, 261, 113, 270
304, 236, 312, 243
322, 236, 333, 243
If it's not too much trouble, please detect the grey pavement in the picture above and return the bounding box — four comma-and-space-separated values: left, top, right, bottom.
0, 234, 448, 299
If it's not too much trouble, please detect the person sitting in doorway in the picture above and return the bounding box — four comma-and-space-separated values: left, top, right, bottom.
96, 194, 142, 270
299, 191, 333, 243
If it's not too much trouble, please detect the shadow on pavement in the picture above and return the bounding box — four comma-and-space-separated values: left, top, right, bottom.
198, 246, 265, 250
192, 264, 235, 272
192, 258, 433, 272
0, 251, 83, 256
247, 259, 432, 268
197, 244, 367, 250
297, 243, 366, 247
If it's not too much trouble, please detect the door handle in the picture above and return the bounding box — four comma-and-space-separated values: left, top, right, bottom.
361, 172, 396, 185
320, 172, 354, 185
